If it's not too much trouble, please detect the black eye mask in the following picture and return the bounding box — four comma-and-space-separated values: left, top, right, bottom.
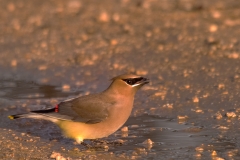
122, 77, 144, 85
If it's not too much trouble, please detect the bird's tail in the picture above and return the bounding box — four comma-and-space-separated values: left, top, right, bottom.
8, 114, 25, 120
8, 111, 59, 123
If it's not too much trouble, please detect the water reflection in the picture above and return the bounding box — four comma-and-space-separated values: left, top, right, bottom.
111, 114, 212, 153
0, 80, 81, 100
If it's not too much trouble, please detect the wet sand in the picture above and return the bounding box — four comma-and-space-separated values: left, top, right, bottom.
1, 0, 240, 159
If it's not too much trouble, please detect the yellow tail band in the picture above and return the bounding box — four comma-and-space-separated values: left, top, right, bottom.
8, 115, 14, 120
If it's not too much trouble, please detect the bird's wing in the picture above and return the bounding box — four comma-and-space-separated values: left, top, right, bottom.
31, 108, 74, 121
57, 93, 115, 123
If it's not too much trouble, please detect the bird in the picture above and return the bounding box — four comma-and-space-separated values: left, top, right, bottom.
8, 74, 149, 144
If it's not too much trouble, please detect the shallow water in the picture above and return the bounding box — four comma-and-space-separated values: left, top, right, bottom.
0, 80, 81, 100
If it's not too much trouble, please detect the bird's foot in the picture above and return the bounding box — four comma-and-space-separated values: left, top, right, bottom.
106, 140, 124, 146
80, 141, 92, 148
86, 139, 110, 150
91, 139, 124, 146
91, 139, 107, 145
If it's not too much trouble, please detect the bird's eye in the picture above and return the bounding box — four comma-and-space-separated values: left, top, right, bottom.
122, 78, 136, 85
126, 80, 134, 85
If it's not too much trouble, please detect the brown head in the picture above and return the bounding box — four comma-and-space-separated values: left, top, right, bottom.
105, 74, 149, 96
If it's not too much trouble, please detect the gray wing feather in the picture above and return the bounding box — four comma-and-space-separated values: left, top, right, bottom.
85, 119, 103, 124
57, 93, 115, 123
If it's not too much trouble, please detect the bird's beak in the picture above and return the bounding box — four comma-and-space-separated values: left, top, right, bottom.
137, 77, 150, 86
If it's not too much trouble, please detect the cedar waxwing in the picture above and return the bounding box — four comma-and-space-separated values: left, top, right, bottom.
8, 74, 149, 144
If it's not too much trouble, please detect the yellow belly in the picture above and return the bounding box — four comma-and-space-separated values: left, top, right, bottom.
56, 120, 121, 143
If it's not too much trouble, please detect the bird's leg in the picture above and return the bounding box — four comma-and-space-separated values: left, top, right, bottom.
89, 139, 111, 150
76, 138, 92, 148
91, 139, 123, 146
106, 140, 124, 146
91, 139, 106, 144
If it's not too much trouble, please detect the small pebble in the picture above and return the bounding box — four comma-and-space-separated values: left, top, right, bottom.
130, 125, 139, 128
7, 3, 15, 12
62, 84, 70, 91
192, 97, 199, 103
136, 70, 148, 75
178, 115, 188, 120
228, 151, 234, 157
134, 148, 146, 154
112, 13, 120, 22
154, 92, 166, 97
236, 108, 240, 113
195, 109, 204, 113
11, 60, 17, 67
227, 52, 239, 59
162, 103, 173, 108
110, 39, 118, 45
211, 11, 221, 19
217, 126, 229, 130
67, 0, 82, 14
103, 145, 109, 149
121, 126, 128, 132
142, 139, 154, 145
99, 12, 109, 22
195, 153, 202, 157
38, 65, 47, 70
50, 152, 61, 158
212, 150, 217, 156
206, 37, 218, 45
56, 156, 66, 160
213, 111, 222, 119
185, 85, 190, 89
218, 83, 225, 89
195, 147, 204, 152
225, 111, 237, 118
209, 24, 218, 32
73, 147, 79, 151
115, 139, 124, 144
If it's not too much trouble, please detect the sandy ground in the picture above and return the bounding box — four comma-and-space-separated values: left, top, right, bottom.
1, 0, 240, 159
